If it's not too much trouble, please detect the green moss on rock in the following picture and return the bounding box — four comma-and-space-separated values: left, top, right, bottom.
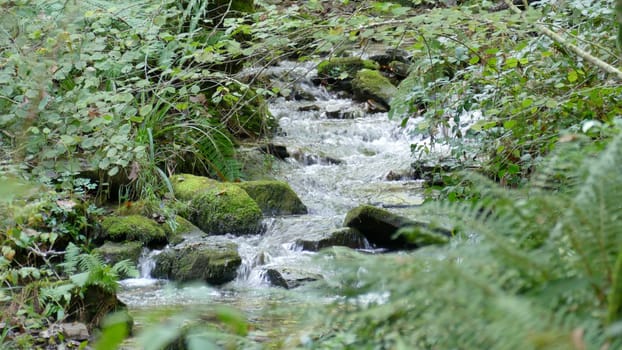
191, 187, 263, 235
163, 215, 201, 245
170, 174, 263, 235
99, 215, 167, 247
234, 180, 307, 215
352, 69, 398, 108
170, 174, 221, 201
317, 57, 379, 80
93, 241, 143, 266
153, 242, 241, 285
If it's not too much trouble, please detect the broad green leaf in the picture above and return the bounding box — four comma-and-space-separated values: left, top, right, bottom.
108, 166, 119, 176
503, 120, 517, 129
504, 57, 518, 69
139, 104, 153, 117
567, 69, 578, 83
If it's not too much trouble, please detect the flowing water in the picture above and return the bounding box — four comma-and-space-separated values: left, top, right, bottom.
118, 61, 438, 339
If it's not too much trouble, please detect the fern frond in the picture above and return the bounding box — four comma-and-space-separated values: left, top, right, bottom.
553, 133, 622, 297
111, 259, 139, 279
60, 243, 81, 275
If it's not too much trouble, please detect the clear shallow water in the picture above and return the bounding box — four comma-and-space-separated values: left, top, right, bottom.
117, 61, 431, 330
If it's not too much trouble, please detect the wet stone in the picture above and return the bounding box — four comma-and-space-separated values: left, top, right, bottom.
264, 268, 322, 289
290, 151, 343, 165
343, 205, 450, 250
298, 103, 321, 112
295, 228, 369, 252
60, 322, 90, 341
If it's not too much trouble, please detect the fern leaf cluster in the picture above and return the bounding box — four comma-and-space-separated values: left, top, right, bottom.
61, 243, 138, 294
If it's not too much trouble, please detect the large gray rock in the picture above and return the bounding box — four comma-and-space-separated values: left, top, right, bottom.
264, 267, 322, 289
343, 205, 451, 250
153, 241, 242, 285
294, 228, 369, 252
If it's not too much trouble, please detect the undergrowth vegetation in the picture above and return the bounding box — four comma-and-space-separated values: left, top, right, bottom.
302, 132, 622, 349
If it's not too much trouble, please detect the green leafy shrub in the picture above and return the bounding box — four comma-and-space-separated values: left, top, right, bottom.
0, 0, 273, 196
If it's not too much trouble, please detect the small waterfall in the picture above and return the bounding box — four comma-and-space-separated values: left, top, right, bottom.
234, 235, 276, 287
119, 248, 162, 288
138, 248, 159, 278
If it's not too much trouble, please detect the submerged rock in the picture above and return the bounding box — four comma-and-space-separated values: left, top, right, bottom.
290, 150, 343, 165
325, 103, 365, 119
98, 215, 168, 247
93, 241, 143, 266
170, 174, 263, 235
264, 267, 322, 289
295, 227, 369, 251
343, 205, 451, 250
351, 69, 397, 109
153, 241, 242, 285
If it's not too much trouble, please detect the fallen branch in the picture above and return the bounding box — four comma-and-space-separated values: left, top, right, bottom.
503, 0, 622, 80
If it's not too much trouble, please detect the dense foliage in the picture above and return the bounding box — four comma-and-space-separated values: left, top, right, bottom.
1, 0, 622, 348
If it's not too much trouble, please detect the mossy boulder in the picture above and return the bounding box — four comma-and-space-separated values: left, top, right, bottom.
93, 241, 143, 266
163, 215, 201, 245
99, 215, 168, 247
316, 57, 380, 91
153, 242, 242, 285
351, 69, 398, 109
294, 227, 369, 252
234, 180, 307, 215
170, 174, 263, 235
317, 57, 379, 80
344, 205, 452, 250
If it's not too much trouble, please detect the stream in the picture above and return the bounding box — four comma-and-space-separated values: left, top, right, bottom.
117, 61, 434, 341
